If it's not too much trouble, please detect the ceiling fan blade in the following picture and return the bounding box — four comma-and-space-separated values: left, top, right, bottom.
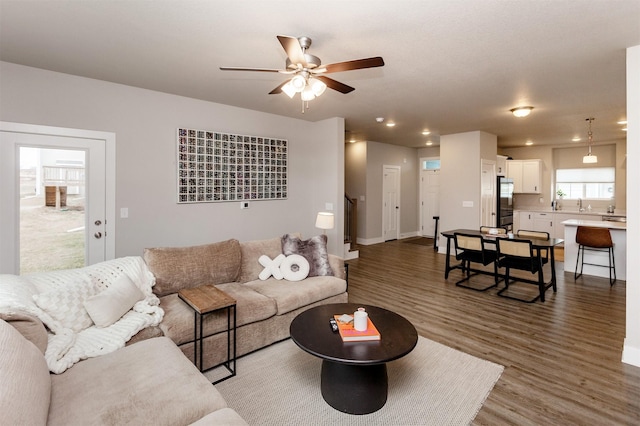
315, 76, 355, 94
317, 57, 385, 74
268, 80, 289, 95
277, 35, 308, 68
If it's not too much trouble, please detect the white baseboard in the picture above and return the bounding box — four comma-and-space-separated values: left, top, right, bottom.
357, 236, 385, 246
622, 339, 640, 367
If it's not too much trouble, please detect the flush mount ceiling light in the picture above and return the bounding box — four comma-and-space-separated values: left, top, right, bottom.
375, 117, 385, 123
425, 141, 433, 146
583, 117, 598, 164
386, 122, 396, 127
525, 141, 533, 146
422, 130, 431, 135
510, 106, 534, 118
572, 137, 581, 142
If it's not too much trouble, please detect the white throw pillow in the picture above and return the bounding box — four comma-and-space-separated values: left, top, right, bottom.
33, 279, 98, 332
83, 274, 145, 328
280, 255, 310, 282
258, 254, 286, 280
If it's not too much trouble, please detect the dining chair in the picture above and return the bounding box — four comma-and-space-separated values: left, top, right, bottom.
496, 238, 556, 303
516, 229, 550, 264
452, 233, 500, 291
574, 226, 616, 285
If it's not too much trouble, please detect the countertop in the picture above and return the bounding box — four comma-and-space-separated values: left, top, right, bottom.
515, 208, 626, 217
562, 219, 627, 230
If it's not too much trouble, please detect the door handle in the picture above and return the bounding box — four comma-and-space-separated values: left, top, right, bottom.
94, 232, 102, 239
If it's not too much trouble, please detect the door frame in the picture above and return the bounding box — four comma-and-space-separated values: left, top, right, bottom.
0, 121, 116, 273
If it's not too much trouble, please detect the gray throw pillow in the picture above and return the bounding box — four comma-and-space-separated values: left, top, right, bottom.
281, 234, 334, 277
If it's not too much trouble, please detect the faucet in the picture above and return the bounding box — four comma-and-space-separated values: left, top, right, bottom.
578, 198, 585, 212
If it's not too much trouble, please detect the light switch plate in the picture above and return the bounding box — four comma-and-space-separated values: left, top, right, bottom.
462, 201, 474, 207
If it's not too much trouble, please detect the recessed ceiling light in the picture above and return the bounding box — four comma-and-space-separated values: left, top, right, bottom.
422, 130, 431, 135
375, 117, 385, 123
426, 142, 433, 146
572, 137, 581, 142
349, 139, 356, 143
510, 106, 534, 118
525, 141, 533, 146
386, 122, 396, 127
618, 120, 627, 125
622, 127, 627, 131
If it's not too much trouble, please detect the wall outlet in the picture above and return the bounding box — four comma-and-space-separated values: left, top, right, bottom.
120, 207, 128, 218
539, 197, 544, 203
325, 202, 333, 211
240, 201, 249, 209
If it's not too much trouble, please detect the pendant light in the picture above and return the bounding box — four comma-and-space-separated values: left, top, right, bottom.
583, 117, 598, 164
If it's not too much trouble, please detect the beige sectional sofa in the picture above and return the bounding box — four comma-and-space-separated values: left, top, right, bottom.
0, 234, 347, 424
0, 312, 247, 425
144, 234, 348, 370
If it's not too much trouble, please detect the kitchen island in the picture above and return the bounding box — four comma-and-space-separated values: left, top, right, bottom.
563, 219, 626, 281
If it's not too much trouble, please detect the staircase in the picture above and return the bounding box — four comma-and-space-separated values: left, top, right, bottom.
344, 194, 359, 260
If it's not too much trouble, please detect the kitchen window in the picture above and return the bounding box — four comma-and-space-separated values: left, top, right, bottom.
556, 167, 615, 200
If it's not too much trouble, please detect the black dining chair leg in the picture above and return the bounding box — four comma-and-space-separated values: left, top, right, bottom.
493, 260, 499, 285
574, 245, 583, 280
609, 247, 617, 286
538, 264, 546, 303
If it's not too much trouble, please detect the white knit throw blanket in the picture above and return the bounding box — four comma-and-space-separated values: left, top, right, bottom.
0, 257, 164, 373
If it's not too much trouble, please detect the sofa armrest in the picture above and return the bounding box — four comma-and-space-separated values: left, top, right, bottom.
328, 254, 346, 281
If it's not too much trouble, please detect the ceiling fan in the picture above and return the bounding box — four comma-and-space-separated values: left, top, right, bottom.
220, 35, 384, 112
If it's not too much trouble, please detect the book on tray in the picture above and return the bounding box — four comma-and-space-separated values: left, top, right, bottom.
333, 314, 381, 342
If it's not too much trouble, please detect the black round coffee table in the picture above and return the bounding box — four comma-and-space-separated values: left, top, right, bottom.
289, 303, 418, 414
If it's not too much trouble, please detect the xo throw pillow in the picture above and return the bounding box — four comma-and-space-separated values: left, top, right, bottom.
281, 234, 334, 277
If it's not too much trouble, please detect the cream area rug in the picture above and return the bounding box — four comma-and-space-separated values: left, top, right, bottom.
214, 336, 504, 425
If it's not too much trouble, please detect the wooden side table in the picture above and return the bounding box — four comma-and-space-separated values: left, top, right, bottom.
178, 284, 236, 384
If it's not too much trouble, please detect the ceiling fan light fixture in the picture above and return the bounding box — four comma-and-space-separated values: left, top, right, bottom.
309, 78, 327, 96
290, 74, 306, 92
301, 85, 316, 101
510, 106, 534, 118
282, 81, 296, 98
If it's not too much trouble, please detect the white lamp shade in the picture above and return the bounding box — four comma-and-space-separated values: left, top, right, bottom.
282, 81, 296, 98
315, 212, 334, 230
309, 78, 327, 96
583, 154, 598, 163
290, 75, 306, 92
301, 85, 316, 101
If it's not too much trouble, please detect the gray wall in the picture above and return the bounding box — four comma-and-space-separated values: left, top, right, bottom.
345, 140, 419, 244
0, 62, 345, 256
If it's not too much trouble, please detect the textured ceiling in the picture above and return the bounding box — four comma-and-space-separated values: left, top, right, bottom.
1, 0, 639, 148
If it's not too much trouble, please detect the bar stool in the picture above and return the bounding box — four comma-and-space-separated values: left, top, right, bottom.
574, 226, 616, 285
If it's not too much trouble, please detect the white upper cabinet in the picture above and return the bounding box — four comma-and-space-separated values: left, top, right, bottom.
507, 159, 542, 194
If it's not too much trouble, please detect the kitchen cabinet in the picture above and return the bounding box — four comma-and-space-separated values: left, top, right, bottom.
496, 155, 508, 176
507, 159, 542, 194
553, 212, 601, 239
533, 212, 554, 235
518, 211, 534, 231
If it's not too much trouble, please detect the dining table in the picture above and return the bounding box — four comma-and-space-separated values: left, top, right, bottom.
440, 229, 564, 289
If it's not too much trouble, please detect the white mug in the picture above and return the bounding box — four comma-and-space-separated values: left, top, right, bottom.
354, 308, 368, 331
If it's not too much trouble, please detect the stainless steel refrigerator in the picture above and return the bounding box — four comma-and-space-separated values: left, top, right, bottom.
496, 177, 514, 229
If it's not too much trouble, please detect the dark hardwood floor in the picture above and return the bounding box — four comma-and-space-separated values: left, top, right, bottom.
345, 238, 640, 425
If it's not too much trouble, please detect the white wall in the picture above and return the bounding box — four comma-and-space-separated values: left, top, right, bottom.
623, 45, 640, 367
0, 62, 345, 256
438, 131, 496, 250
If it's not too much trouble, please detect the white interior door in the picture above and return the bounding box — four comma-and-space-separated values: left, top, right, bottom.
481, 160, 496, 227
382, 165, 400, 241
0, 122, 115, 274
421, 169, 440, 237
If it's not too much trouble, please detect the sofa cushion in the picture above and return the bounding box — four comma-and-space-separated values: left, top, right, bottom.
237, 236, 284, 283
0, 312, 48, 354
159, 283, 277, 346
84, 273, 146, 327
245, 276, 347, 315
144, 239, 242, 297
190, 407, 248, 425
282, 234, 334, 277
48, 336, 227, 425
0, 319, 51, 426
